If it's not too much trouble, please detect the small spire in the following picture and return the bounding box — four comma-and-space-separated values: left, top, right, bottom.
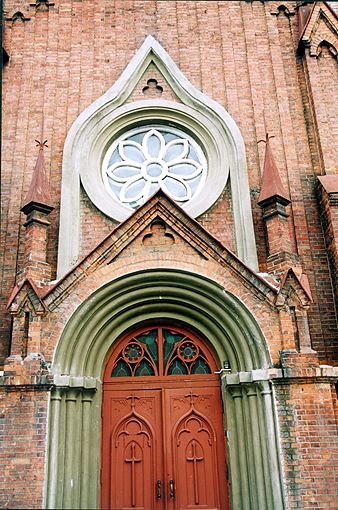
21, 140, 54, 214
257, 134, 290, 206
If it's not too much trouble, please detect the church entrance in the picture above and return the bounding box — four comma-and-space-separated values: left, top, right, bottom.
101, 325, 229, 510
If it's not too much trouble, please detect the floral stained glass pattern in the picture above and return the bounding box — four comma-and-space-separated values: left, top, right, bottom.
102, 126, 207, 209
109, 327, 212, 378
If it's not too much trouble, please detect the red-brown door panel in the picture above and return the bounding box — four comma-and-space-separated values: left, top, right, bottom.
164, 386, 228, 510
101, 389, 164, 510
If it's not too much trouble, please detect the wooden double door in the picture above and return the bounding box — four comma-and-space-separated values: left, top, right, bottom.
101, 326, 229, 510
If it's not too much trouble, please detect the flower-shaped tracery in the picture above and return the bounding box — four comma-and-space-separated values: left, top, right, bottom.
102, 127, 207, 209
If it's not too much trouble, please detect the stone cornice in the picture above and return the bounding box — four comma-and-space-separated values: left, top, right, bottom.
221, 366, 338, 385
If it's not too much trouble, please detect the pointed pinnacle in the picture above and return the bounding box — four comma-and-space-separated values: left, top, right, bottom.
257, 134, 290, 206
21, 140, 54, 213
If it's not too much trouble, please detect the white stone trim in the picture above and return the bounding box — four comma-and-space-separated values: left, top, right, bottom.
58, 35, 258, 277
101, 125, 207, 209
79, 100, 229, 220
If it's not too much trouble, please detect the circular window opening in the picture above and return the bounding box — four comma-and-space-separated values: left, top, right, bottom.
102, 125, 208, 210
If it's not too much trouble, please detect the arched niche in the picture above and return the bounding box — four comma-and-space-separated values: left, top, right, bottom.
45, 270, 286, 510
57, 35, 258, 277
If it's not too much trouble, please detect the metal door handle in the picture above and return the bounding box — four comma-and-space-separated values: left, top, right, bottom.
156, 480, 161, 499
169, 479, 175, 499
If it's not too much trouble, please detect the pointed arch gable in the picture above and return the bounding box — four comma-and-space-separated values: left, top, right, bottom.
57, 35, 258, 277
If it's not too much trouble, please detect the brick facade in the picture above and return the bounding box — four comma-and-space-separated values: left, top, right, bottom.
1, 1, 338, 509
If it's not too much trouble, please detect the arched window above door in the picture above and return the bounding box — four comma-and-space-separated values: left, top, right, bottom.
104, 325, 218, 381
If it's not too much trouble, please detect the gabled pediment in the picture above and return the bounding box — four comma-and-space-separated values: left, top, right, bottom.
45, 191, 276, 309
7, 278, 46, 316
277, 268, 313, 308
299, 2, 338, 56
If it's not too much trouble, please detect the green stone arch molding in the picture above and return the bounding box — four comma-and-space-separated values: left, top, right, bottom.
45, 270, 287, 509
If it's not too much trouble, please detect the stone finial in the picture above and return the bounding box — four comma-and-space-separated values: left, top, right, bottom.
257, 134, 290, 207
21, 140, 54, 215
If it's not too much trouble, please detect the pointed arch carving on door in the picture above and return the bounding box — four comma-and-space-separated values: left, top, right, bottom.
109, 396, 156, 510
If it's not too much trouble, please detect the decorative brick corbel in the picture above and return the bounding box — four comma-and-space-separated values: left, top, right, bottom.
30, 0, 55, 10
312, 39, 338, 58
5, 11, 31, 23
271, 4, 296, 17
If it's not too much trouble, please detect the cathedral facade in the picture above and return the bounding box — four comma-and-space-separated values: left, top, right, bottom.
1, 1, 338, 509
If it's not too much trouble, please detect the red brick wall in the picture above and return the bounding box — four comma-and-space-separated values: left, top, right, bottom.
317, 184, 338, 361
275, 380, 338, 510
0, 387, 49, 508
2, 1, 338, 365
1, 4, 338, 508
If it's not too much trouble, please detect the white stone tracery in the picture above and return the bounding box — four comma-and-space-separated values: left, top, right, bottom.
102, 126, 207, 208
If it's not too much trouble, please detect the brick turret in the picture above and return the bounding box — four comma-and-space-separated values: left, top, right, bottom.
19, 140, 54, 286
257, 134, 298, 275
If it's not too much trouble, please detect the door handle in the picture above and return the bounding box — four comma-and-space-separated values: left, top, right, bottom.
156, 480, 161, 499
169, 479, 175, 499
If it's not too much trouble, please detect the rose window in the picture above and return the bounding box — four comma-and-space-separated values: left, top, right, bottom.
102, 126, 207, 209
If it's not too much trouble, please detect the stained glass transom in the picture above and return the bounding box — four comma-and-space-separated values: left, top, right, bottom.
108, 327, 215, 379
102, 126, 207, 209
